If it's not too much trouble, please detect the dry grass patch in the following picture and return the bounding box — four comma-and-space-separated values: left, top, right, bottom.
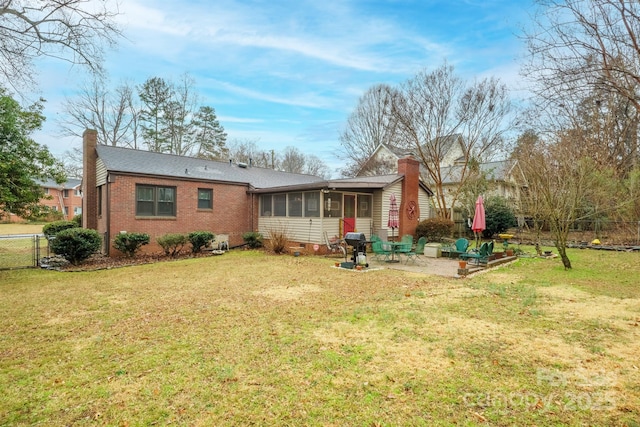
1, 249, 639, 426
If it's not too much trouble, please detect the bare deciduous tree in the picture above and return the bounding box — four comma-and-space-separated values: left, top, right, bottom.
59, 76, 136, 147
0, 0, 122, 92
227, 139, 273, 168
523, 0, 640, 175
517, 131, 596, 269
524, 0, 640, 111
281, 146, 306, 174
392, 63, 511, 218
304, 154, 330, 179
338, 84, 403, 177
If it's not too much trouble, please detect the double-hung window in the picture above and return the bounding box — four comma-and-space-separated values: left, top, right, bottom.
136, 185, 176, 216
198, 188, 213, 209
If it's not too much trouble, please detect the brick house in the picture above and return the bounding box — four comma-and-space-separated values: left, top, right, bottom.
39, 178, 83, 221
1, 178, 82, 223
82, 130, 433, 256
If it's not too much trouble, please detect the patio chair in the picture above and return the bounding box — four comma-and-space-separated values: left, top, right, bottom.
443, 238, 469, 258
371, 240, 392, 261
405, 236, 427, 264
395, 235, 413, 261
460, 242, 490, 265
324, 231, 346, 258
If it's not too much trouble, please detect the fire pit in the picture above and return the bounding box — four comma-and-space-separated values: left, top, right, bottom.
344, 232, 368, 268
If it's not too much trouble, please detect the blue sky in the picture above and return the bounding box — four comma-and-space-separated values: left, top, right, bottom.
31, 0, 535, 175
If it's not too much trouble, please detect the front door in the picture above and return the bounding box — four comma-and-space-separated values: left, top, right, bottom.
343, 195, 356, 235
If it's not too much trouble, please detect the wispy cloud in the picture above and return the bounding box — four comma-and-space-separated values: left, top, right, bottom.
32, 0, 532, 173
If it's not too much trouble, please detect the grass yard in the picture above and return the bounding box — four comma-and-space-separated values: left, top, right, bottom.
1, 248, 639, 426
0, 223, 45, 235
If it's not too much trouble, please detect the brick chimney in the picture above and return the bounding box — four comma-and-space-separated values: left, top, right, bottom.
82, 129, 98, 230
398, 155, 420, 237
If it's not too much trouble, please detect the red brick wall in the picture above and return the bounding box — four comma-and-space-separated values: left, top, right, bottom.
39, 187, 82, 220
104, 174, 252, 255
83, 130, 98, 230
398, 156, 421, 237
4, 186, 82, 222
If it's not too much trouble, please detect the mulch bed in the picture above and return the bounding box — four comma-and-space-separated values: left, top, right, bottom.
42, 252, 216, 272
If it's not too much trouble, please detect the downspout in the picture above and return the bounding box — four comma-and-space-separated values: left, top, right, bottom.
105, 175, 111, 256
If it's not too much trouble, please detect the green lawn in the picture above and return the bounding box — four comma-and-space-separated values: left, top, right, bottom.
1, 249, 639, 426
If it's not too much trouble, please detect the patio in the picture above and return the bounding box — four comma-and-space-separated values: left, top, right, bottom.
354, 251, 519, 278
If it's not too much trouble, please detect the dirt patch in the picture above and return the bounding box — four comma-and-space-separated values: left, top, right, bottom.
254, 283, 322, 301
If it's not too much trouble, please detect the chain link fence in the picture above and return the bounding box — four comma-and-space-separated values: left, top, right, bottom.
0, 234, 49, 270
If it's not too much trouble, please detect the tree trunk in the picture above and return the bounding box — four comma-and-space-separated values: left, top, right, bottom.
557, 245, 572, 270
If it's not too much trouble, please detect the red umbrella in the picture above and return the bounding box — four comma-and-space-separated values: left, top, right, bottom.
387, 193, 399, 239
387, 193, 400, 262
471, 195, 486, 248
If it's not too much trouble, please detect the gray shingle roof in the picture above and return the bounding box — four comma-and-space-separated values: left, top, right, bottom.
37, 178, 81, 189
96, 145, 325, 189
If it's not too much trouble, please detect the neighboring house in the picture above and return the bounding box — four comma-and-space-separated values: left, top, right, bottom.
82, 130, 433, 256
358, 135, 464, 177
0, 178, 82, 223
440, 159, 524, 214
39, 178, 83, 221
359, 135, 524, 216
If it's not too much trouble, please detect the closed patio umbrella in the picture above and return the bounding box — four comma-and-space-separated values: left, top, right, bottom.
388, 193, 399, 240
471, 195, 486, 249
387, 193, 400, 262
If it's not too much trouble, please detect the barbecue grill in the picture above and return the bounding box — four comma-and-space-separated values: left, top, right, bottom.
344, 232, 368, 267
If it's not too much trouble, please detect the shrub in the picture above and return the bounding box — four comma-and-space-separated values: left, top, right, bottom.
242, 231, 263, 249
188, 231, 215, 253
113, 232, 150, 257
43, 220, 78, 240
483, 197, 517, 238
72, 214, 82, 227
157, 233, 188, 257
29, 207, 63, 223
266, 227, 288, 254
49, 228, 102, 265
415, 217, 455, 242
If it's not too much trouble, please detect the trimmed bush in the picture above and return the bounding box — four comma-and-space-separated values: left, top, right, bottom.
113, 232, 150, 257
43, 220, 77, 239
483, 197, 517, 238
49, 228, 102, 265
415, 217, 455, 242
72, 214, 82, 227
242, 231, 263, 249
157, 233, 188, 257
188, 231, 215, 253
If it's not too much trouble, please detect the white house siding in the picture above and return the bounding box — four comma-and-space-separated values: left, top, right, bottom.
354, 218, 374, 238
381, 182, 403, 238
258, 217, 317, 243
372, 192, 383, 235
418, 188, 433, 222
257, 207, 373, 244
96, 159, 108, 186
